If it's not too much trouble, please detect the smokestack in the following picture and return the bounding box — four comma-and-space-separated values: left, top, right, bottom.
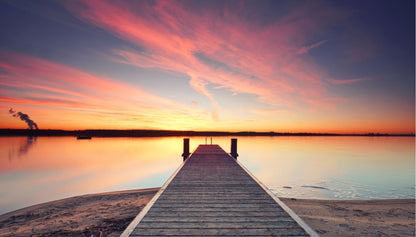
9, 108, 39, 130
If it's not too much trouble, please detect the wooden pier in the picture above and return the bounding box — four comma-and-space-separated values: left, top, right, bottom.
121, 143, 318, 236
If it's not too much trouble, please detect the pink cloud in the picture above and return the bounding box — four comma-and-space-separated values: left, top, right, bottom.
250, 109, 295, 117
191, 101, 198, 107
327, 77, 375, 85
297, 40, 328, 54
0, 51, 211, 129
64, 0, 347, 112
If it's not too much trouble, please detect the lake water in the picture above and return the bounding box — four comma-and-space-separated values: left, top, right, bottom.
0, 136, 414, 215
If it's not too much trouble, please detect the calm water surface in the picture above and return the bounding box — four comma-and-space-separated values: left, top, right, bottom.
0, 136, 414, 215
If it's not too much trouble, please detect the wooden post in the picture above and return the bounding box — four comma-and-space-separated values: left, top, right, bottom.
230, 138, 238, 159
182, 138, 190, 161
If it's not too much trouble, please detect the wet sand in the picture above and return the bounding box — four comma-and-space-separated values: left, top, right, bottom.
0, 188, 414, 236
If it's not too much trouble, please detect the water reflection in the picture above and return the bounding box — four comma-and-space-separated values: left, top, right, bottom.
0, 136, 414, 215
234, 136, 415, 200
0, 137, 183, 214
7, 136, 37, 160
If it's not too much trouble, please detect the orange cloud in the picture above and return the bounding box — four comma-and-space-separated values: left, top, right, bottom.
0, 51, 212, 130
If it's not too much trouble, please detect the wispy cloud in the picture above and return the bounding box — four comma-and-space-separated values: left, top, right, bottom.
0, 51, 210, 129
327, 77, 375, 85
64, 0, 345, 112
250, 109, 295, 117
297, 40, 328, 55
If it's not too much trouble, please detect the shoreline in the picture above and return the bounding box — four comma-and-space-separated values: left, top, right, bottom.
1, 128, 414, 137
0, 188, 414, 237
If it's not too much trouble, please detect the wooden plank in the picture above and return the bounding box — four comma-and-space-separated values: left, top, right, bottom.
140, 216, 295, 222
131, 227, 308, 236
154, 200, 277, 204
147, 207, 284, 212
136, 221, 301, 228
122, 144, 318, 237
155, 197, 273, 201
152, 203, 281, 208
143, 211, 292, 218
132, 235, 309, 237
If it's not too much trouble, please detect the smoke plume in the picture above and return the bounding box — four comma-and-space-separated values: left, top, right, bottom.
9, 108, 39, 130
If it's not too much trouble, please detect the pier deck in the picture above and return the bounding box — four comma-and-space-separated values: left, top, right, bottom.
122, 144, 318, 236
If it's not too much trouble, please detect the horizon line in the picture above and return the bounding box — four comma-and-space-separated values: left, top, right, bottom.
0, 128, 414, 137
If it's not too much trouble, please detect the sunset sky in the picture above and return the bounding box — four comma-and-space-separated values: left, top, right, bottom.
0, 0, 414, 133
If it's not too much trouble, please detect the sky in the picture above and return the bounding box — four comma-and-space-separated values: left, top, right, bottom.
0, 0, 414, 133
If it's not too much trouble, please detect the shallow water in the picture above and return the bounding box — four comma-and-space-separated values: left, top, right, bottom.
0, 136, 414, 215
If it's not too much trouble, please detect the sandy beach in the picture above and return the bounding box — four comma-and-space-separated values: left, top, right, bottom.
0, 188, 159, 237
280, 198, 415, 236
0, 188, 414, 237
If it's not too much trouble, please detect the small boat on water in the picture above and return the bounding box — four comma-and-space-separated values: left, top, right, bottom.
77, 136, 92, 140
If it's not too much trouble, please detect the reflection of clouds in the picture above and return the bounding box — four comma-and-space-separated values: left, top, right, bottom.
0, 136, 183, 214
0, 136, 414, 215
239, 136, 415, 200
8, 136, 37, 160
1, 136, 183, 171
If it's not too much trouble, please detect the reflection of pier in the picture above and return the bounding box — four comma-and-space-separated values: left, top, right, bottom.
122, 140, 318, 236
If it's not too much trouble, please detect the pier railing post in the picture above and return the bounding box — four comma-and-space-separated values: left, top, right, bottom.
230, 138, 238, 159
182, 138, 190, 161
